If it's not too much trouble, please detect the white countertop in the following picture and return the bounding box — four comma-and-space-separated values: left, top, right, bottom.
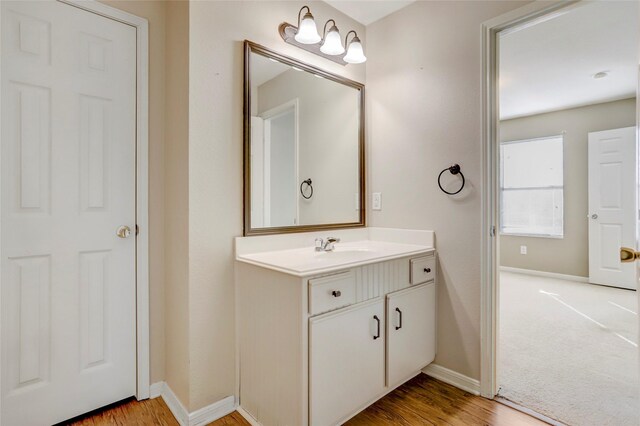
236, 239, 434, 277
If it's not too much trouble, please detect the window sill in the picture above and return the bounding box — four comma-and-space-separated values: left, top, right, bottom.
499, 232, 564, 239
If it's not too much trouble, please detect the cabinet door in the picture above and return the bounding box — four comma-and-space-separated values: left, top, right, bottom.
310, 298, 385, 426
386, 282, 436, 388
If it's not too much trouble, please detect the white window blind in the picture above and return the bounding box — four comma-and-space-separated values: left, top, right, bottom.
500, 136, 564, 237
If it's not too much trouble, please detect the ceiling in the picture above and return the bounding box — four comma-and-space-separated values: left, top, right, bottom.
325, 0, 415, 26
252, 53, 290, 87
499, 1, 638, 120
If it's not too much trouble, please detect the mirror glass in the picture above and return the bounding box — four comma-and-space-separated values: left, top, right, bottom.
244, 42, 365, 235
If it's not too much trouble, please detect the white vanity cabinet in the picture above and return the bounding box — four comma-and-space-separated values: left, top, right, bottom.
236, 249, 437, 426
386, 282, 436, 388
309, 298, 386, 426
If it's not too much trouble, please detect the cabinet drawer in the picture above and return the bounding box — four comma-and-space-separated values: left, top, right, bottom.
309, 271, 356, 316
410, 255, 436, 285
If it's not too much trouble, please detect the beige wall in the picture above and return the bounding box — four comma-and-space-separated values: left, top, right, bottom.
499, 98, 636, 277
258, 69, 360, 226
187, 1, 365, 411
164, 0, 191, 407
366, 1, 530, 381
98, 0, 166, 385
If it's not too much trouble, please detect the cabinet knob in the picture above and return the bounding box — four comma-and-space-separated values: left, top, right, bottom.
331, 290, 341, 297
424, 268, 431, 273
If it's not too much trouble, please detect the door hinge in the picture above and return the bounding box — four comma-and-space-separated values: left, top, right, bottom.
490, 225, 496, 237
136, 224, 139, 236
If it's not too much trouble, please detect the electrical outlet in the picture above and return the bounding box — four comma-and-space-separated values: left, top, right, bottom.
372, 193, 382, 211
520, 245, 527, 255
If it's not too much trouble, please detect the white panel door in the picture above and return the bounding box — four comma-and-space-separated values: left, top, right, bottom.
588, 127, 637, 289
1, 1, 137, 425
386, 282, 436, 388
309, 298, 385, 426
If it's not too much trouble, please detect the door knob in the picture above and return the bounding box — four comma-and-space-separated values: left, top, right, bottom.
620, 247, 640, 263
116, 225, 132, 239
591, 214, 598, 219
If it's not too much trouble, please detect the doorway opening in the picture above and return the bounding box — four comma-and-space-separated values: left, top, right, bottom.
483, 1, 640, 424
251, 99, 300, 228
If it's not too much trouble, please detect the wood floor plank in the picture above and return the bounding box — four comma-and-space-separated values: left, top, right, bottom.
66, 374, 547, 426
209, 411, 252, 425
64, 397, 179, 426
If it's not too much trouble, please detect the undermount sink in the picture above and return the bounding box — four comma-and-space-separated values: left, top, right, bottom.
315, 245, 376, 255
237, 239, 432, 276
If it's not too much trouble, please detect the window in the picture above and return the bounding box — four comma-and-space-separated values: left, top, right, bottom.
500, 136, 564, 237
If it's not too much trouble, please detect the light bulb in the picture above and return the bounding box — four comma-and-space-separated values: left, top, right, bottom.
320, 25, 345, 55
344, 36, 366, 64
295, 12, 321, 44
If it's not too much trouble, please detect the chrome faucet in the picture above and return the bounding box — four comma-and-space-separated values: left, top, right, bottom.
315, 237, 341, 252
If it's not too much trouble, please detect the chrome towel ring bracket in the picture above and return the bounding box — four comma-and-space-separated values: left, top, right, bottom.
437, 164, 465, 195
300, 178, 313, 199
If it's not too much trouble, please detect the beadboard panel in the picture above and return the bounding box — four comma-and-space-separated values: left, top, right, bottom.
355, 258, 411, 302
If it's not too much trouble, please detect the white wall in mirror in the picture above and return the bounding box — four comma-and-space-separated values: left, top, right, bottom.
249, 50, 362, 231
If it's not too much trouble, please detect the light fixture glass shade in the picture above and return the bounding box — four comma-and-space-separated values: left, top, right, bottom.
344, 37, 366, 63
295, 13, 321, 44
320, 26, 345, 55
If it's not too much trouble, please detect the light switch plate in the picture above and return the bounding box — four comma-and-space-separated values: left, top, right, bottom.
372, 193, 382, 211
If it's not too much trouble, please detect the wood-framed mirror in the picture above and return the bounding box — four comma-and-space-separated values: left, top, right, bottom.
243, 41, 365, 236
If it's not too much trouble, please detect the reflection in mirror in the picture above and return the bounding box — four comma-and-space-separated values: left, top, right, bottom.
245, 42, 365, 235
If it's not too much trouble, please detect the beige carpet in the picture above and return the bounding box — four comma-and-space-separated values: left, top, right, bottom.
498, 271, 639, 426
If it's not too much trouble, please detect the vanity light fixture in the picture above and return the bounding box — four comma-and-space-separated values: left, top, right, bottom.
343, 31, 366, 64
279, 6, 366, 66
294, 6, 321, 44
320, 20, 345, 55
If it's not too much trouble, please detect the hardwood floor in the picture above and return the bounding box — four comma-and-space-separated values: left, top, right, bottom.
65, 374, 547, 425
61, 397, 179, 426
345, 374, 547, 426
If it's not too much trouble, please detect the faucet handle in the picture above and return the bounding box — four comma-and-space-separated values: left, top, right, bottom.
315, 238, 324, 251
323, 237, 340, 251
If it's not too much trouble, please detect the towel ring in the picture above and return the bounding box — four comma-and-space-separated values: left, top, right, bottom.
437, 164, 465, 195
300, 178, 313, 199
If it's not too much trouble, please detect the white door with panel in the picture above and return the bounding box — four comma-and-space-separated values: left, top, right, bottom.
386, 282, 436, 388
310, 298, 385, 426
1, 1, 137, 424
588, 127, 637, 289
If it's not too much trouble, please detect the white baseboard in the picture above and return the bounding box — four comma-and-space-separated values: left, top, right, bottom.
150, 381, 236, 426
500, 266, 588, 283
422, 364, 480, 395
237, 406, 262, 426
149, 381, 164, 399
189, 396, 236, 426
159, 382, 189, 426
